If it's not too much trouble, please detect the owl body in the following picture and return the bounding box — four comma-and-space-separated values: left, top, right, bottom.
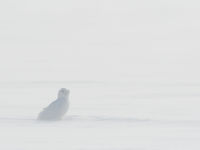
37, 88, 70, 121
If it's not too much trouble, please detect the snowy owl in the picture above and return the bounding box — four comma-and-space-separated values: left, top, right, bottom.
37, 88, 70, 121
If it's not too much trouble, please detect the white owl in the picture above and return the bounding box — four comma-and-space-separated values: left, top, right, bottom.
37, 88, 70, 121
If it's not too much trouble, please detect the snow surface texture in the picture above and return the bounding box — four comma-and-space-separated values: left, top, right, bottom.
0, 82, 200, 150
0, 0, 200, 149
37, 88, 70, 120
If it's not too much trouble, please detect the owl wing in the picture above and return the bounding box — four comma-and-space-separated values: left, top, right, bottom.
43, 99, 61, 112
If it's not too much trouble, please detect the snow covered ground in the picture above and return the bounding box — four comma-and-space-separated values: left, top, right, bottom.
0, 0, 200, 149
0, 81, 200, 150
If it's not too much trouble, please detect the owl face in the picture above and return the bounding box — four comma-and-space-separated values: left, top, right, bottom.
58, 88, 70, 99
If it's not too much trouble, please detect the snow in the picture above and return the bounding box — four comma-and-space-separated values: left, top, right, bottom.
0, 82, 200, 150
0, 0, 200, 149
0, 0, 200, 82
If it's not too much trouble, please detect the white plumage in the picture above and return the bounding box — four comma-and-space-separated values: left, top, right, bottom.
37, 88, 70, 121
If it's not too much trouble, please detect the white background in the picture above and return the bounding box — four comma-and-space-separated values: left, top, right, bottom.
0, 0, 200, 150
0, 0, 200, 82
